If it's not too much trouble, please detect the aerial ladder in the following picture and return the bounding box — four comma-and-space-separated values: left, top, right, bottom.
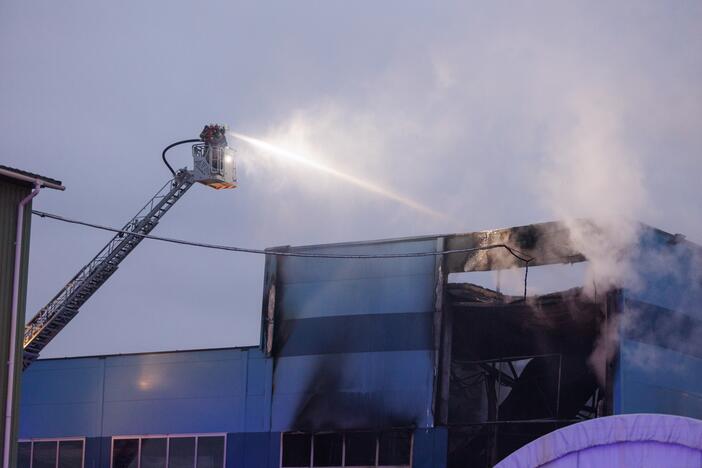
22, 124, 236, 369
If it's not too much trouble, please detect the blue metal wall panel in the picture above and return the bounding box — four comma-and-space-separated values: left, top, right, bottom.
271, 238, 439, 432
272, 352, 434, 395
228, 433, 244, 468
272, 351, 434, 431
412, 428, 447, 468
228, 432, 279, 468
103, 396, 241, 435
267, 432, 281, 468
20, 358, 103, 438
276, 240, 437, 285
615, 231, 702, 417
276, 312, 433, 356
278, 275, 435, 319
98, 437, 111, 468
625, 231, 702, 313
84, 437, 103, 468
19, 348, 272, 438
244, 354, 272, 433
244, 396, 267, 433
617, 339, 702, 417
102, 349, 244, 435
246, 357, 267, 396
21, 359, 103, 405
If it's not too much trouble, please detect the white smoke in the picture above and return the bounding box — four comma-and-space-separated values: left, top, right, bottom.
227, 3, 702, 379
538, 87, 648, 296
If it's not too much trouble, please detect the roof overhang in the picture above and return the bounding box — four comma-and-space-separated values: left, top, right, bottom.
0, 165, 65, 191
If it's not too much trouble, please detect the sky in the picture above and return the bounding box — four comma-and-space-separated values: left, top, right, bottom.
1, 1, 701, 358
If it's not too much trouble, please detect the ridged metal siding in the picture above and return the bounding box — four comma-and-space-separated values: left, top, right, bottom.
615, 230, 702, 417
269, 238, 440, 431
19, 348, 447, 468
0, 176, 32, 468
20, 348, 283, 468
20, 348, 272, 438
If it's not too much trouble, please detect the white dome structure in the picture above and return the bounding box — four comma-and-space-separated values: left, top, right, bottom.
496, 414, 702, 468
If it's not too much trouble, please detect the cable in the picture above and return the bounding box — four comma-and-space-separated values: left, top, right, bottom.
162, 139, 202, 176
31, 209, 534, 262
524, 262, 530, 300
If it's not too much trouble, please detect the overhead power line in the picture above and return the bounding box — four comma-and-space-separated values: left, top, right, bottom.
31, 209, 534, 263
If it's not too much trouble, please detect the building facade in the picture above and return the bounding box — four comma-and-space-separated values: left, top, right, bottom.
18, 221, 702, 468
0, 166, 62, 468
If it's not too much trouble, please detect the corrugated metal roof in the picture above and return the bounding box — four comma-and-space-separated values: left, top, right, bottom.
0, 164, 63, 188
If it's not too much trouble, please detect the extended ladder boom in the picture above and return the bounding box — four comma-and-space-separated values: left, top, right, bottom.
23, 170, 195, 369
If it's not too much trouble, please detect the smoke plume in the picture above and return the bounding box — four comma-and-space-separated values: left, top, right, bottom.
538, 88, 648, 296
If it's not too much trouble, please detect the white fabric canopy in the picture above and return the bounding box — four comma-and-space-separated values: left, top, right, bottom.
496, 414, 702, 468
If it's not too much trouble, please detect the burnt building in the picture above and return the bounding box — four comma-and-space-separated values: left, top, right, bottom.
18, 221, 702, 468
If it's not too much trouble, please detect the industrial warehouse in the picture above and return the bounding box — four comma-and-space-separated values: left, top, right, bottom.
5, 125, 702, 468
5, 2, 702, 467
16, 218, 702, 467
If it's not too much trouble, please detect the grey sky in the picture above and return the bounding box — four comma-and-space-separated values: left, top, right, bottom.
1, 1, 701, 357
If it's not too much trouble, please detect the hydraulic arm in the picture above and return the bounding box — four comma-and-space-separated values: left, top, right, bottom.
23, 125, 235, 369
23, 172, 193, 368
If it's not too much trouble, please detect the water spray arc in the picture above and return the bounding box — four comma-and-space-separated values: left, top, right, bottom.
229, 131, 445, 219
22, 124, 445, 369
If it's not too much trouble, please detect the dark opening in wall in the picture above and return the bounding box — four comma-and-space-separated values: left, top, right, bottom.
444, 283, 606, 467
18, 440, 85, 468
280, 431, 412, 467
197, 436, 225, 468
344, 432, 376, 466
113, 439, 139, 468
448, 262, 588, 297
17, 442, 31, 468
377, 431, 411, 466
32, 442, 57, 468
110, 436, 225, 468
169, 438, 195, 468
282, 434, 312, 467
313, 434, 343, 467
140, 438, 166, 468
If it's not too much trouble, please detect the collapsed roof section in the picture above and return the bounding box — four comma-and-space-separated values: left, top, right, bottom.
444, 220, 585, 273
442, 219, 699, 274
